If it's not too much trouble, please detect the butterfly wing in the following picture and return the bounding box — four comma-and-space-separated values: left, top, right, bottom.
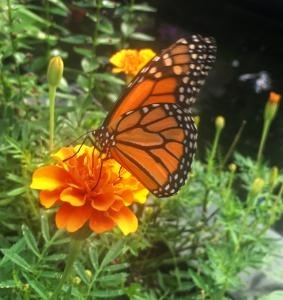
92, 35, 216, 196
103, 35, 216, 125
106, 103, 197, 197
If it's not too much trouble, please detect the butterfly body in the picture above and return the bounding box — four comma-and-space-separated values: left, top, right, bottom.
91, 35, 217, 197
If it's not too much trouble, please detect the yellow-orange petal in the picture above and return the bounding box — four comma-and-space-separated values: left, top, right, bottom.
60, 187, 85, 206
52, 146, 76, 161
138, 49, 156, 68
39, 190, 60, 208
30, 166, 69, 190
89, 211, 115, 234
56, 203, 92, 232
109, 206, 138, 235
111, 67, 123, 74
133, 188, 149, 204
90, 191, 115, 211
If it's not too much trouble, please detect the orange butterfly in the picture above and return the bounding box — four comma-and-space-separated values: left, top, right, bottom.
91, 35, 217, 197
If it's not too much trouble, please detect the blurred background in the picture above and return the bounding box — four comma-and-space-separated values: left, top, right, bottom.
149, 0, 283, 169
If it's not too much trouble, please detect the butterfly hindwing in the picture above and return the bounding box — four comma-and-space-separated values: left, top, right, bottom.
107, 103, 197, 197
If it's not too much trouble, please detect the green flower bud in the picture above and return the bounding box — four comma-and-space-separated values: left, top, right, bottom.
215, 116, 225, 131
264, 92, 281, 122
47, 56, 64, 87
228, 163, 237, 173
251, 178, 264, 194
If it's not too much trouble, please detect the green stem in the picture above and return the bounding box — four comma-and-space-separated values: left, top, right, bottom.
49, 85, 56, 152
7, 0, 23, 99
222, 120, 246, 167
52, 238, 83, 299
257, 120, 271, 164
207, 129, 221, 172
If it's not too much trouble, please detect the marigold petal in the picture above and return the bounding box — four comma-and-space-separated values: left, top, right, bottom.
138, 49, 156, 69
109, 207, 138, 235
109, 51, 124, 67
60, 187, 85, 206
90, 191, 115, 211
89, 212, 115, 234
56, 203, 91, 232
52, 147, 75, 161
39, 190, 60, 208
133, 188, 148, 204
111, 67, 123, 73
30, 166, 69, 190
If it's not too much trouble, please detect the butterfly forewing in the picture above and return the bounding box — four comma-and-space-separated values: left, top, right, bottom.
104, 34, 217, 123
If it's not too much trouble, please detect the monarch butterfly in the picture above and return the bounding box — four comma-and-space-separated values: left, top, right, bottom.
90, 35, 217, 197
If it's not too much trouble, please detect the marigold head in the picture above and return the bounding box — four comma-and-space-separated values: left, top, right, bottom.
109, 48, 156, 77
30, 145, 148, 235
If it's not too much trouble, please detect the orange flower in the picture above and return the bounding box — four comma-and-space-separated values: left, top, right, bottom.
109, 48, 156, 77
268, 91, 281, 104
30, 145, 148, 235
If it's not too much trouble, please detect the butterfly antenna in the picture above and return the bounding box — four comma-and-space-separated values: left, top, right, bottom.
63, 130, 96, 162
91, 149, 104, 191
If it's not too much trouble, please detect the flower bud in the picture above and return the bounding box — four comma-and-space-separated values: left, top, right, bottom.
85, 269, 92, 280
269, 166, 279, 188
264, 91, 281, 122
251, 178, 264, 194
47, 56, 64, 87
228, 163, 237, 173
215, 116, 225, 131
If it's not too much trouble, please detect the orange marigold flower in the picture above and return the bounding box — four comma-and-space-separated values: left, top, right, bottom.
30, 145, 148, 235
109, 48, 156, 77
268, 91, 281, 104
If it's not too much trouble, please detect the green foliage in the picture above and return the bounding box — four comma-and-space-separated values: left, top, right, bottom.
1, 0, 283, 299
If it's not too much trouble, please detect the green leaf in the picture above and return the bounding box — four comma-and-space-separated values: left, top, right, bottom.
22, 224, 40, 258
130, 32, 155, 41
0, 280, 18, 289
92, 289, 125, 298
98, 18, 114, 35
23, 274, 49, 300
95, 36, 120, 45
131, 4, 156, 12
89, 246, 99, 271
99, 0, 117, 9
93, 73, 125, 85
100, 240, 124, 269
73, 47, 94, 57
45, 253, 67, 262
74, 261, 89, 284
6, 187, 26, 197
40, 212, 50, 242
61, 35, 87, 44
121, 22, 135, 37
97, 272, 128, 284
104, 262, 129, 273
81, 58, 99, 73
188, 269, 207, 290
1, 250, 32, 272
0, 239, 26, 267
